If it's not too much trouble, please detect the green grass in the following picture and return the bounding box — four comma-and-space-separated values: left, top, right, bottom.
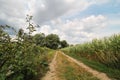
63, 66, 99, 80
56, 52, 99, 80
64, 52, 120, 80
61, 34, 120, 80
63, 34, 120, 69
32, 49, 55, 80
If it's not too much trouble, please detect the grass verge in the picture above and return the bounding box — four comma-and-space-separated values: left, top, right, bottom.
63, 52, 120, 80
32, 49, 55, 80
56, 52, 99, 80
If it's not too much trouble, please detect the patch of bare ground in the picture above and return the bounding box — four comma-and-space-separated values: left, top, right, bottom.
41, 52, 58, 80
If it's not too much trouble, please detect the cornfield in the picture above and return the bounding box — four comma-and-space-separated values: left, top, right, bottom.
62, 34, 120, 69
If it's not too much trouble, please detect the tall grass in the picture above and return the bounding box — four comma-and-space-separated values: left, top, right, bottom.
62, 34, 120, 69
61, 34, 120, 79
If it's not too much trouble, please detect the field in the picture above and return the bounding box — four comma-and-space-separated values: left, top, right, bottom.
62, 34, 120, 80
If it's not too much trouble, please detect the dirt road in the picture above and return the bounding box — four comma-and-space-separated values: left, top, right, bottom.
42, 51, 111, 80
41, 52, 58, 80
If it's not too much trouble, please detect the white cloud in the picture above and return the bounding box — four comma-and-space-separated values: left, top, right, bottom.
0, 0, 28, 31
82, 15, 107, 31
28, 0, 93, 24
0, 0, 118, 44
91, 0, 109, 4
27, 0, 109, 27
34, 15, 107, 44
0, 0, 109, 29
34, 25, 52, 35
107, 18, 120, 25
49, 15, 107, 44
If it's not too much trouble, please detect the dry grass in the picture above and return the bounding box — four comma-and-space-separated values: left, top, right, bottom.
56, 51, 99, 80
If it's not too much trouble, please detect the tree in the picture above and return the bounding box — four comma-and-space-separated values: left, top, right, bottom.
17, 28, 24, 42
60, 40, 69, 48
0, 16, 40, 80
33, 33, 45, 47
45, 34, 60, 49
26, 15, 36, 35
0, 25, 14, 43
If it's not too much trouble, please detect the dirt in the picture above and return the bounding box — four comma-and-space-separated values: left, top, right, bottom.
41, 51, 111, 80
41, 52, 58, 80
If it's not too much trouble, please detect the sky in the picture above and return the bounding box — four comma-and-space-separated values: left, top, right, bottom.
0, 0, 120, 44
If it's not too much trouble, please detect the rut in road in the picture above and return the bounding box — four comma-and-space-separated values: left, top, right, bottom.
60, 51, 111, 80
41, 52, 58, 80
42, 51, 111, 80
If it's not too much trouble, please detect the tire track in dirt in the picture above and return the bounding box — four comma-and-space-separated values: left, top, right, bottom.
41, 52, 58, 80
42, 51, 111, 80
60, 51, 111, 80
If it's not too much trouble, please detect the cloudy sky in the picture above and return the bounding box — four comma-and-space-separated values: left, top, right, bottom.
0, 0, 120, 44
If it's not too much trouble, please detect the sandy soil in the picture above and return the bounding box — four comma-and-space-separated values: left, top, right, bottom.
41, 52, 58, 80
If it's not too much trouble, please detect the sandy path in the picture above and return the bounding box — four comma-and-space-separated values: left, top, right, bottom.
60, 51, 111, 80
41, 52, 58, 80
42, 51, 111, 80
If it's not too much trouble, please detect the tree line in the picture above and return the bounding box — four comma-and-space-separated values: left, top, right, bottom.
33, 33, 69, 49
16, 29, 69, 49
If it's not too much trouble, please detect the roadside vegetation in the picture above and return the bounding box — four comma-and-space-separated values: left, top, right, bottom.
0, 15, 59, 80
62, 34, 120, 80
